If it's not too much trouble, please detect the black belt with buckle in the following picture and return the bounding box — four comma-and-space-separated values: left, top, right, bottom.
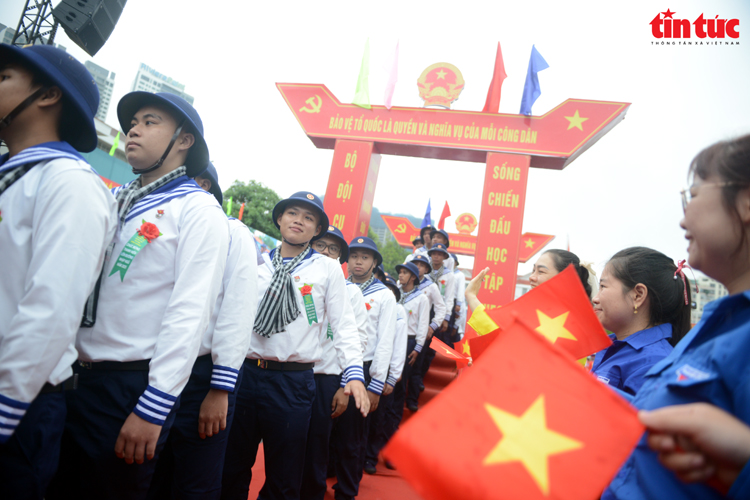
77, 359, 150, 371
39, 374, 78, 394
253, 359, 314, 371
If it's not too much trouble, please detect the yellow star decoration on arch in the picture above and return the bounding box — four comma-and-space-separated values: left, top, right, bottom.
483, 395, 583, 495
564, 110, 589, 131
436, 69, 447, 79
525, 238, 535, 248
535, 310, 577, 343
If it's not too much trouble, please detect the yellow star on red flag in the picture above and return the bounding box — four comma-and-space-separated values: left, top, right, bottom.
535, 310, 577, 343
484, 395, 583, 495
564, 110, 588, 131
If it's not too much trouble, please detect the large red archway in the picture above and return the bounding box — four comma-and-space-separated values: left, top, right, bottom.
277, 83, 629, 309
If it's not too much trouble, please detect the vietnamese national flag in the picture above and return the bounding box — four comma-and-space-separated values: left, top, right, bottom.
383, 315, 644, 500
482, 42, 508, 114
430, 337, 469, 368
437, 201, 451, 230
487, 265, 611, 360
468, 329, 500, 361
454, 327, 477, 358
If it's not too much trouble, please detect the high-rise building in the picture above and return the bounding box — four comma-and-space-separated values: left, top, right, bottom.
689, 275, 729, 325
0, 24, 66, 50
132, 63, 194, 104
84, 60, 115, 122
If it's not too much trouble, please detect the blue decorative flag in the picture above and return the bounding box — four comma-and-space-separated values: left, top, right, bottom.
421, 199, 432, 228
519, 45, 549, 116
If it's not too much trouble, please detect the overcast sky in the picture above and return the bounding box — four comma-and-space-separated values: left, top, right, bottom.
2, 0, 748, 277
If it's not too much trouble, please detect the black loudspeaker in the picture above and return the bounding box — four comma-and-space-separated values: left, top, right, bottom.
52, 0, 127, 56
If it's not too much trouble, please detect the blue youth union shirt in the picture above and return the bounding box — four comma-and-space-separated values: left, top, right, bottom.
603, 291, 750, 500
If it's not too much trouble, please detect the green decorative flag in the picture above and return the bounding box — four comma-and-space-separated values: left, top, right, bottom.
226, 196, 233, 216
353, 39, 371, 109
109, 131, 120, 156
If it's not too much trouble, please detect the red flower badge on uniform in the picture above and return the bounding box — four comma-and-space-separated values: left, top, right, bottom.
138, 221, 162, 242
300, 284, 313, 296
440, 280, 446, 285
365, 303, 372, 311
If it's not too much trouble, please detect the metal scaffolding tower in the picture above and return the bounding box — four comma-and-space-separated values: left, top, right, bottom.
11, 0, 58, 46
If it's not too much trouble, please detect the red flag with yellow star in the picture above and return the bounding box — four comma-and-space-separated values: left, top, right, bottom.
383, 315, 643, 500
468, 330, 500, 361
454, 326, 477, 358
430, 337, 470, 368
488, 265, 611, 360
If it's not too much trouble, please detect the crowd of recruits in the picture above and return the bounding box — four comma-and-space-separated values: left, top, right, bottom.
0, 43, 465, 500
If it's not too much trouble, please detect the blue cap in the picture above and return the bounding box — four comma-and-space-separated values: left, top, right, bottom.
430, 229, 451, 247
451, 252, 459, 266
0, 44, 99, 152
411, 254, 432, 272
321, 225, 349, 264
420, 224, 435, 239
272, 191, 329, 241
383, 275, 401, 302
395, 262, 420, 284
412, 236, 423, 245
348, 236, 383, 266
428, 243, 450, 257
117, 91, 209, 177
196, 162, 222, 205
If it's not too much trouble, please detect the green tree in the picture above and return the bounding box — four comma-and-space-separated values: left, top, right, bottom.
222, 180, 281, 240
370, 230, 410, 276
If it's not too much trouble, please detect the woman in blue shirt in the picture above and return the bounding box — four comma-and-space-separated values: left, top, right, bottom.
605, 134, 750, 499
591, 247, 692, 396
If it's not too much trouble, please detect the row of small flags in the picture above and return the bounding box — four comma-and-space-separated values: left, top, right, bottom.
352, 40, 549, 115
383, 266, 645, 500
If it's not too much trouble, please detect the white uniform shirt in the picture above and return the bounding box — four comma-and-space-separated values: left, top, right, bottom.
315, 282, 367, 377
250, 250, 365, 384
386, 303, 408, 387
401, 290, 430, 351
417, 277, 447, 331
199, 217, 258, 392
428, 266, 456, 323
76, 179, 229, 426
0, 147, 116, 440
359, 280, 397, 395
453, 269, 467, 334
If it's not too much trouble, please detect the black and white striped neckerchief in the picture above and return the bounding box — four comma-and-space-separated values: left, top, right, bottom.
253, 245, 312, 337
399, 287, 417, 305
429, 265, 444, 285
348, 274, 376, 292
80, 167, 187, 327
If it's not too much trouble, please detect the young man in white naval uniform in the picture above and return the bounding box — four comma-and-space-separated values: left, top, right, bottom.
330, 236, 396, 499
390, 262, 429, 425
364, 275, 408, 472
418, 243, 457, 383
430, 228, 455, 272
407, 254, 446, 411
300, 225, 368, 500
0, 44, 116, 499
404, 224, 434, 264
221, 192, 369, 500
148, 162, 258, 499
52, 92, 229, 498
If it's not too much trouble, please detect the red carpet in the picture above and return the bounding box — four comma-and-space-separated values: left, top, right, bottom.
247, 355, 458, 499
